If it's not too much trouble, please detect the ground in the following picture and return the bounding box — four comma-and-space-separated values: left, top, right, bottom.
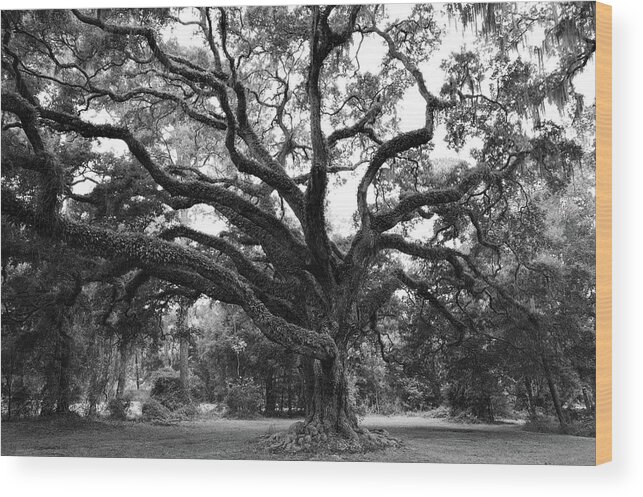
1, 415, 594, 465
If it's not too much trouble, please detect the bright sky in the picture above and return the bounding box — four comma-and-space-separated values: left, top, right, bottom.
75, 3, 596, 240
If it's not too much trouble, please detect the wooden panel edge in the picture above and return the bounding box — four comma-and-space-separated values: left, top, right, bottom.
595, 1, 612, 466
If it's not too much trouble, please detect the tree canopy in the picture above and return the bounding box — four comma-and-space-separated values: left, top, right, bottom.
1, 2, 597, 445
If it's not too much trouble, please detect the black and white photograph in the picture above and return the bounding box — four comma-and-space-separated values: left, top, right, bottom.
1, 2, 601, 466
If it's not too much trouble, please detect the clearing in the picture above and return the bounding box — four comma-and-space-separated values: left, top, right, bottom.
1, 415, 594, 465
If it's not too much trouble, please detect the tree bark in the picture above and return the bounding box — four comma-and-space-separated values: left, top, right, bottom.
287, 368, 293, 415
265, 368, 276, 415
87, 339, 99, 416
135, 349, 140, 390
525, 377, 537, 418
301, 352, 359, 439
179, 335, 190, 401
40, 357, 58, 417
56, 330, 73, 413
116, 340, 130, 400
88, 340, 111, 416
87, 381, 99, 416
279, 372, 285, 413
541, 355, 567, 430
263, 344, 399, 453
5, 352, 15, 420
41, 318, 62, 416
582, 387, 595, 414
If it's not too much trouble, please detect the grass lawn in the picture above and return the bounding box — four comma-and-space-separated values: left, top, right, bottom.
1, 414, 595, 465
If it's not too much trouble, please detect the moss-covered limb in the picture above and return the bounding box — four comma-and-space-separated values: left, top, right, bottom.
4, 60, 288, 245
395, 268, 540, 354
10, 12, 326, 290
159, 224, 297, 299
215, 91, 307, 224
369, 27, 442, 110
300, 6, 362, 291
101, 270, 151, 332
0, 232, 134, 288
29, 102, 311, 266
328, 276, 403, 349
213, 204, 310, 276
3, 189, 336, 360
215, 83, 307, 225
371, 153, 530, 233
371, 188, 463, 232
353, 277, 402, 330
149, 264, 302, 326
2, 93, 65, 225
390, 234, 544, 342
326, 102, 383, 148
72, 10, 307, 226
216, 12, 304, 210
35, 106, 264, 227
382, 235, 491, 294
356, 127, 433, 226
353, 21, 452, 228
165, 171, 273, 201
71, 10, 228, 91
154, 227, 305, 323
145, 265, 241, 306
86, 85, 227, 131
395, 270, 468, 346
377, 234, 465, 263
1, 92, 45, 153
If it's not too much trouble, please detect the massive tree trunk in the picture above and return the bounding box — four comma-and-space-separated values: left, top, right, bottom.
301, 353, 358, 439
265, 336, 398, 452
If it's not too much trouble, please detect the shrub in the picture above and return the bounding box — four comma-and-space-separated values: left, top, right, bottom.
2, 385, 39, 419
524, 414, 596, 437
398, 377, 433, 411
369, 398, 404, 416
150, 370, 187, 410
423, 405, 451, 419
224, 379, 263, 418
565, 418, 596, 438
141, 398, 172, 422
174, 402, 200, 420
107, 398, 130, 420
189, 376, 207, 402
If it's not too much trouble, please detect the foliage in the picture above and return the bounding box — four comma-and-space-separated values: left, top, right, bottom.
524, 412, 595, 438
1, 4, 597, 437
149, 369, 187, 410
224, 379, 264, 419
141, 397, 172, 422
107, 398, 130, 420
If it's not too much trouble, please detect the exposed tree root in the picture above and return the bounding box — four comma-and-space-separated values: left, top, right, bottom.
260, 420, 401, 454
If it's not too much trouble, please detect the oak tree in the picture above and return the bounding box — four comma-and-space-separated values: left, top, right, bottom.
1, 3, 596, 447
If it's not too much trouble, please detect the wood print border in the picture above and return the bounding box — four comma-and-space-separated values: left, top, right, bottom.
596, 1, 612, 466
